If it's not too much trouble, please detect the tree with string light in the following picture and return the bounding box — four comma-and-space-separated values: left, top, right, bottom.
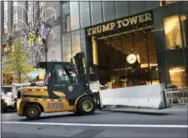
3, 38, 33, 83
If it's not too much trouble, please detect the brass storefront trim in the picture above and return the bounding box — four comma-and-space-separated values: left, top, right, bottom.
97, 25, 154, 40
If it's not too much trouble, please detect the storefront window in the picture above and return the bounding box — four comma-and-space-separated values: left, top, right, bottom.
91, 2, 103, 25
102, 2, 116, 22
96, 30, 159, 88
164, 15, 182, 49
70, 2, 80, 31
80, 2, 91, 28
169, 66, 187, 88
62, 33, 71, 62
71, 30, 81, 58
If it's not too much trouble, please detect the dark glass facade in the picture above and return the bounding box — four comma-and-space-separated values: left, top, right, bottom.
91, 2, 103, 25
102, 2, 116, 22
80, 2, 91, 28
153, 2, 188, 87
61, 1, 188, 87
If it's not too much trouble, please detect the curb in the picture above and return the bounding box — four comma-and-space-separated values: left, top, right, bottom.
103, 108, 170, 115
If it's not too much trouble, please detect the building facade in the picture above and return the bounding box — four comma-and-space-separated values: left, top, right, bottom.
1, 1, 188, 88
60, 1, 188, 88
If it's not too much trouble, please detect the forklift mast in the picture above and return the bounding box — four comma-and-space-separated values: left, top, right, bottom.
73, 52, 90, 92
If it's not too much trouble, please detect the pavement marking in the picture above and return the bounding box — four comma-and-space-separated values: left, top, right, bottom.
2, 122, 188, 128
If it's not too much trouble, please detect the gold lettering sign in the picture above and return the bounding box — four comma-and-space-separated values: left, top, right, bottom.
87, 12, 153, 36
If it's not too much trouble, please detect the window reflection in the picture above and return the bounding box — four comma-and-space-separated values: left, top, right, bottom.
91, 2, 103, 25
53, 65, 70, 85
115, 2, 129, 18
164, 15, 182, 49
66, 15, 71, 32
4, 2, 8, 34
169, 66, 186, 88
80, 2, 91, 28
70, 2, 80, 31
102, 2, 115, 22
160, 0, 176, 6
71, 30, 81, 58
80, 29, 86, 53
180, 15, 188, 47
129, 1, 144, 15
62, 33, 71, 62
62, 2, 70, 33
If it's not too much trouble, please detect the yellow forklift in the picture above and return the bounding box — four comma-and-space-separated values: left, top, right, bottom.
16, 52, 101, 120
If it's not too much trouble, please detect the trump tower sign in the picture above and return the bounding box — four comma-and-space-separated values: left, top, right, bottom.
86, 11, 154, 37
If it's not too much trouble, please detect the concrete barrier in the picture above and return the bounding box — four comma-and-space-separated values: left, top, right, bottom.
99, 84, 171, 109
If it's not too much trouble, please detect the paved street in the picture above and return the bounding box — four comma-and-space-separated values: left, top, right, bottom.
1, 105, 188, 138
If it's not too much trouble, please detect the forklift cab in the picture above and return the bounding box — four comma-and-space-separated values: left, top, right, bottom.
36, 52, 91, 104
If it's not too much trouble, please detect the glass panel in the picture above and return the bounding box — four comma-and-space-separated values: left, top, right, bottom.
71, 30, 81, 58
13, 2, 18, 24
66, 15, 71, 32
164, 15, 182, 49
102, 2, 115, 22
70, 2, 80, 31
160, 1, 176, 6
80, 29, 86, 53
80, 2, 91, 28
28, 2, 34, 24
169, 66, 186, 88
53, 64, 70, 85
180, 14, 188, 47
144, 1, 160, 10
91, 2, 102, 25
62, 2, 70, 33
62, 33, 71, 62
115, 1, 129, 18
129, 1, 144, 15
4, 2, 8, 34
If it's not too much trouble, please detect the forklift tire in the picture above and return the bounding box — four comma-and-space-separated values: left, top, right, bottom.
1, 100, 7, 113
25, 104, 41, 120
77, 96, 96, 115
